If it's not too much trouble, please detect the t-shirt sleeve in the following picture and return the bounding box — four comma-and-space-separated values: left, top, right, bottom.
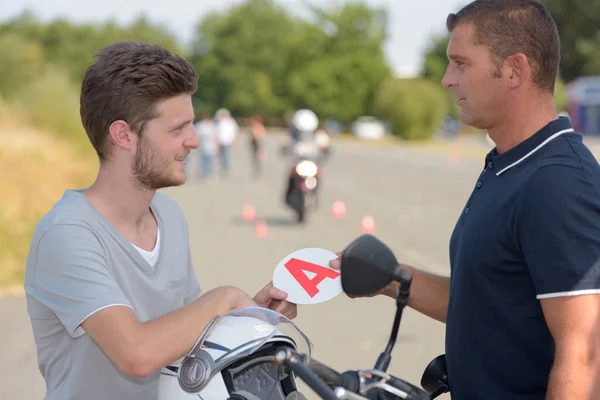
516, 164, 600, 299
30, 224, 133, 338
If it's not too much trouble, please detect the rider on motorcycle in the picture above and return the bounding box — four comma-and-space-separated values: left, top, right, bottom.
283, 109, 322, 201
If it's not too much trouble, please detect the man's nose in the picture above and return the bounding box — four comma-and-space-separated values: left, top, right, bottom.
186, 127, 200, 149
441, 65, 456, 89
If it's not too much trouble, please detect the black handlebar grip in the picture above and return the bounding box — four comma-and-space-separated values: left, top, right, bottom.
386, 376, 430, 400
307, 358, 344, 388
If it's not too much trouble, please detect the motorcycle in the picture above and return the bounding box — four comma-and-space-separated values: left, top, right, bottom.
282, 140, 323, 223
274, 234, 451, 400
157, 234, 450, 400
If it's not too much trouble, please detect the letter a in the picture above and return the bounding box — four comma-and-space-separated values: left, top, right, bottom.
284, 258, 341, 298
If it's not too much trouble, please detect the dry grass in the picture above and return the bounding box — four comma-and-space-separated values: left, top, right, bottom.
0, 102, 97, 293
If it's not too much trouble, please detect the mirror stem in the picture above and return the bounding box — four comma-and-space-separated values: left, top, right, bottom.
374, 265, 413, 372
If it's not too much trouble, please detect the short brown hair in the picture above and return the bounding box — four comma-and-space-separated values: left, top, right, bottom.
80, 41, 198, 161
446, 0, 560, 93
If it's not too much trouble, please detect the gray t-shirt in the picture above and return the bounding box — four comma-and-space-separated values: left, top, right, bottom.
24, 189, 201, 400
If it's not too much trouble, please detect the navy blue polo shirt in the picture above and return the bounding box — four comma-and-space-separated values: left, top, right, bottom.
446, 117, 600, 399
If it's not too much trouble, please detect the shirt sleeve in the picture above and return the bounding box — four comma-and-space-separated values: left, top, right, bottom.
30, 224, 133, 338
516, 164, 600, 299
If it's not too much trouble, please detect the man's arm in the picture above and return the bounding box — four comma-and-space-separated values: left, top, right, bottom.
542, 294, 600, 400
383, 265, 450, 323
514, 164, 600, 398
329, 257, 449, 323
82, 285, 255, 378
30, 225, 256, 379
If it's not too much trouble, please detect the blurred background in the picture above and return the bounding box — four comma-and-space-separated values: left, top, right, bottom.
0, 0, 599, 399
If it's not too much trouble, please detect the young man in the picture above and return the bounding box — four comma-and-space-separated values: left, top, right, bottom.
332, 1, 600, 399
24, 41, 295, 400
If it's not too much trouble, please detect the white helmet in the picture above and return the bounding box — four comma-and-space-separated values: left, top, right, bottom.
158, 307, 312, 400
292, 109, 319, 133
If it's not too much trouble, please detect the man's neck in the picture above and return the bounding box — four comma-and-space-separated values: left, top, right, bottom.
488, 96, 559, 154
84, 163, 156, 230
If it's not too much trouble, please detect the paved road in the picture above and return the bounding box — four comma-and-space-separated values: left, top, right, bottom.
0, 134, 489, 399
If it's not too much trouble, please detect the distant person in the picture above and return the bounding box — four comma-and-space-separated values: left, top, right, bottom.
214, 108, 238, 177
248, 115, 266, 178
194, 111, 218, 180
331, 1, 600, 399
23, 41, 296, 400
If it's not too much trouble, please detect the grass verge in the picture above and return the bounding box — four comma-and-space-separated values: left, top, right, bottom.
0, 103, 97, 295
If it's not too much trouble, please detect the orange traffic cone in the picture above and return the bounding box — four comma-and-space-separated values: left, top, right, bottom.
242, 203, 256, 222
360, 213, 376, 233
254, 218, 268, 238
332, 199, 347, 219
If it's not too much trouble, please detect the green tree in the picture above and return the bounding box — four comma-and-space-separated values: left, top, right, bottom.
190, 0, 391, 122
0, 11, 184, 85
374, 77, 449, 140
0, 33, 44, 98
541, 0, 600, 80
190, 0, 301, 117
288, 2, 391, 122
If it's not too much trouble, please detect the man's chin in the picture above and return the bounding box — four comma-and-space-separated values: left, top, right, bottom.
149, 176, 186, 190
154, 181, 185, 190
459, 112, 485, 130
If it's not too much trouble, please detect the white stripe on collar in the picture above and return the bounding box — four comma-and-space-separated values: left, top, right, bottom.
496, 128, 574, 176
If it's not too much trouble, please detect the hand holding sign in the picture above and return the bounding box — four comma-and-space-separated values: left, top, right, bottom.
273, 248, 343, 305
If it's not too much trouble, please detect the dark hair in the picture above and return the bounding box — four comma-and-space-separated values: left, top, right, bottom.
446, 0, 560, 93
80, 41, 198, 161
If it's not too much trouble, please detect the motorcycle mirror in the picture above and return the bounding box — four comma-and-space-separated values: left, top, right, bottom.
420, 354, 449, 398
340, 234, 399, 297
340, 234, 414, 373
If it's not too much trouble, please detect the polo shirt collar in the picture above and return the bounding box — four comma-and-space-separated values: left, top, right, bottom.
485, 117, 575, 176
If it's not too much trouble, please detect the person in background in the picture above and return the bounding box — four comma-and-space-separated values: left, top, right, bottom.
215, 108, 238, 177
248, 115, 266, 179
194, 110, 218, 181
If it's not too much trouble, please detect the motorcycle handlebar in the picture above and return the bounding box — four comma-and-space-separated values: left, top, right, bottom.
385, 375, 431, 400
306, 357, 344, 388
275, 347, 430, 400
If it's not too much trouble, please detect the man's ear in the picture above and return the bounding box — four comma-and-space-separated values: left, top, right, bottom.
108, 120, 135, 151
506, 53, 530, 89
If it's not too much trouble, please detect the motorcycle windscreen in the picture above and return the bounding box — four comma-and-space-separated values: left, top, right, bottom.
192, 307, 313, 380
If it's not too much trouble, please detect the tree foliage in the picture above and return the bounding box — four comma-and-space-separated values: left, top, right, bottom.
190, 0, 390, 123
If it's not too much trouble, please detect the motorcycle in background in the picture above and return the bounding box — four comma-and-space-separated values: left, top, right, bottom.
282, 139, 323, 223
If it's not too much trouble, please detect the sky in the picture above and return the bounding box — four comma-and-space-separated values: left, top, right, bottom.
2, 0, 467, 77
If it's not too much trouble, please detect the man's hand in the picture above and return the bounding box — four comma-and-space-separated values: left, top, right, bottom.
329, 252, 396, 298
330, 250, 449, 322
253, 281, 297, 319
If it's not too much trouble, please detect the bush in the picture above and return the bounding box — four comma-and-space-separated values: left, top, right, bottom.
0, 33, 45, 99
13, 66, 93, 155
554, 75, 568, 113
374, 77, 449, 140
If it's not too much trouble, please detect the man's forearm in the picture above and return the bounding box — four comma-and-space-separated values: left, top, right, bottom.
546, 351, 600, 400
384, 265, 450, 323
134, 286, 249, 376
